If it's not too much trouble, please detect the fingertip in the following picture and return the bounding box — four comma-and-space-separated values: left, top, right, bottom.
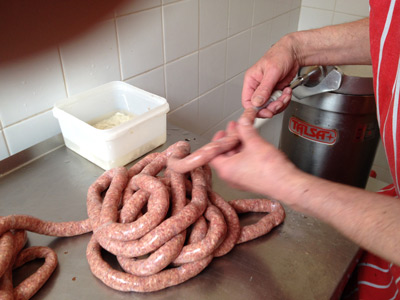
281, 88, 292, 104
256, 109, 274, 119
226, 121, 238, 135
282, 86, 292, 94
212, 130, 225, 141
274, 102, 283, 113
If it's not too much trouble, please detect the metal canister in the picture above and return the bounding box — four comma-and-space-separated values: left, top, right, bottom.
279, 66, 380, 188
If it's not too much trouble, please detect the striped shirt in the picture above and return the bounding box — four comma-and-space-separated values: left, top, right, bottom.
353, 0, 400, 298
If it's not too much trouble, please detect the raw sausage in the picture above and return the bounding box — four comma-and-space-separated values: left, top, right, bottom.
167, 107, 258, 173
229, 199, 286, 244
0, 105, 285, 296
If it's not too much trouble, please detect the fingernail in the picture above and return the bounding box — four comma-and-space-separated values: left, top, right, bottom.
252, 95, 265, 107
283, 95, 291, 104
274, 103, 283, 113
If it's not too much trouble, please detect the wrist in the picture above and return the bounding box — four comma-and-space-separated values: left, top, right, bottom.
271, 166, 314, 211
279, 32, 304, 66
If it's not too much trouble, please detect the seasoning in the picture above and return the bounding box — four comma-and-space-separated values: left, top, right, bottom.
93, 112, 134, 130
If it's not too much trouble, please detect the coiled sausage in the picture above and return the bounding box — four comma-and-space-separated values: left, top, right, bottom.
0, 106, 285, 297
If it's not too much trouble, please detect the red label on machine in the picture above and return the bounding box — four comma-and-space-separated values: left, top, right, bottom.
288, 116, 337, 145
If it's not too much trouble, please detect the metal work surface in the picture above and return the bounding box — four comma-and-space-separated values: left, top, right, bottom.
0, 124, 360, 299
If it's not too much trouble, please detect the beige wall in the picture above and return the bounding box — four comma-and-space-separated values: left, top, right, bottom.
0, 0, 300, 160
1, 0, 391, 185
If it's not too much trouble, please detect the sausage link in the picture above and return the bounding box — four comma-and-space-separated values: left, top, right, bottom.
0, 216, 91, 237
167, 107, 257, 174
119, 189, 148, 223
0, 232, 14, 279
0, 261, 13, 300
140, 152, 167, 176
0, 230, 27, 300
128, 152, 159, 178
172, 204, 227, 265
92, 168, 208, 257
117, 232, 186, 276
94, 173, 170, 242
86, 236, 213, 293
116, 170, 187, 276
0, 127, 285, 296
208, 191, 241, 257
13, 246, 57, 300
167, 135, 240, 174
229, 199, 285, 244
187, 216, 207, 244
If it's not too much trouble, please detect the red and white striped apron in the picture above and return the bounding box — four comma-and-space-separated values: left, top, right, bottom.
348, 0, 400, 298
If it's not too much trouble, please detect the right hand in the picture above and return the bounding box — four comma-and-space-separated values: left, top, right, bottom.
209, 119, 301, 202
242, 35, 301, 118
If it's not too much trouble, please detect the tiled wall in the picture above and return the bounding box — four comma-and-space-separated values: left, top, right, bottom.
0, 0, 301, 161
299, 0, 369, 30
0, 0, 390, 184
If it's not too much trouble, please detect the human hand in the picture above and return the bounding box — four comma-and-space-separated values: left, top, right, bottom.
209, 119, 300, 201
242, 36, 301, 118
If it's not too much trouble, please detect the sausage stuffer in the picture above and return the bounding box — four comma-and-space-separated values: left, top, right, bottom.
255, 66, 342, 111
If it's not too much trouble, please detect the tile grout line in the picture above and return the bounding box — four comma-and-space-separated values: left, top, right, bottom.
161, 2, 168, 103
114, 17, 124, 81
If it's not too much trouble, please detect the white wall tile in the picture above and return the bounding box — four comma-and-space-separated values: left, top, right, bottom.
199, 0, 229, 48
291, 0, 302, 9
163, 0, 198, 62
125, 67, 165, 98
228, 0, 254, 36
202, 108, 242, 140
115, 0, 161, 16
250, 21, 271, 66
198, 85, 225, 133
332, 12, 365, 25
226, 30, 251, 79
288, 8, 301, 33
4, 110, 61, 155
301, 0, 335, 10
253, 0, 275, 25
335, 0, 369, 17
0, 47, 66, 127
273, 0, 294, 16
117, 8, 163, 79
167, 100, 202, 134
199, 40, 226, 95
270, 12, 292, 47
60, 19, 121, 96
0, 131, 9, 160
162, 0, 179, 4
0, 0, 303, 159
298, 7, 334, 30
223, 72, 244, 117
165, 53, 199, 111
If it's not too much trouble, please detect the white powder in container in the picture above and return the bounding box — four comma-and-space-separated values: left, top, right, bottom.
93, 112, 134, 130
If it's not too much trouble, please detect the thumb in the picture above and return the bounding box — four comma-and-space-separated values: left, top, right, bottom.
251, 82, 273, 107
237, 119, 263, 146
251, 68, 281, 107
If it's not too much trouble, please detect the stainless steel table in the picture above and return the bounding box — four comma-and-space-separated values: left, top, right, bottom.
0, 124, 360, 299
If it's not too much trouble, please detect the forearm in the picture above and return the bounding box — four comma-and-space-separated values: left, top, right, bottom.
279, 171, 400, 265
287, 17, 371, 66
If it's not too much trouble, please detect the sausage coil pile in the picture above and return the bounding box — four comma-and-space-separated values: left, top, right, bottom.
0, 108, 285, 298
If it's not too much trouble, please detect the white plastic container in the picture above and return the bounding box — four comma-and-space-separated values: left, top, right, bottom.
53, 81, 169, 170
